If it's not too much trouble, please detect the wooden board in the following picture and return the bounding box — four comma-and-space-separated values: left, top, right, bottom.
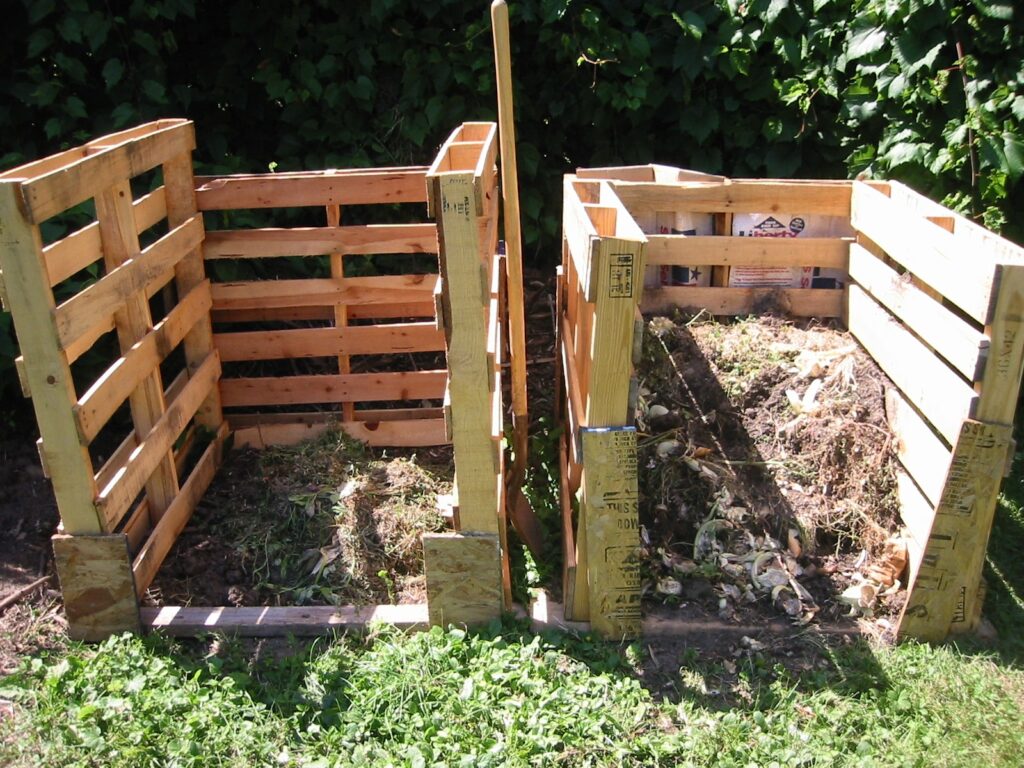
231, 417, 448, 448
203, 223, 438, 258
219, 369, 445, 407
194, 168, 429, 210
210, 301, 436, 324
976, 264, 1024, 425
645, 235, 850, 268
885, 388, 952, 507
849, 244, 988, 381
212, 321, 444, 362
847, 285, 977, 445
21, 120, 194, 223
209, 273, 438, 311
142, 604, 430, 636
898, 420, 1013, 641
0, 183, 102, 534
52, 533, 141, 641
851, 182, 999, 324
641, 286, 843, 318
423, 533, 503, 627
611, 180, 853, 217
581, 428, 641, 639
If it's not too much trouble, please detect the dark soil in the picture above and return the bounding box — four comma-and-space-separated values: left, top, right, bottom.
635, 314, 904, 633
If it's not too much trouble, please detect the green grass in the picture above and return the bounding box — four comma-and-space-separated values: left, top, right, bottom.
1, 622, 1023, 768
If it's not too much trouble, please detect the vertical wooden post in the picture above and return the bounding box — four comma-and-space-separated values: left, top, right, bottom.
0, 183, 103, 534
162, 149, 224, 431
326, 202, 355, 422
95, 179, 180, 521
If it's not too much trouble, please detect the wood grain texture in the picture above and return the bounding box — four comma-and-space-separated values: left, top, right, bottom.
143, 604, 430, 636
213, 321, 444, 362
53, 533, 141, 641
219, 369, 446, 408
645, 235, 850, 268
611, 180, 853, 217
231, 417, 447, 449
204, 223, 438, 258
209, 274, 438, 311
423, 533, 503, 627
641, 286, 843, 317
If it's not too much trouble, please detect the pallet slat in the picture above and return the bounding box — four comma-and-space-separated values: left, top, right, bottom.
21, 121, 194, 224
194, 168, 429, 210
55, 215, 203, 350
885, 388, 952, 506
231, 417, 447, 448
209, 274, 438, 312
213, 321, 444, 362
611, 180, 853, 217
847, 286, 977, 444
203, 223, 438, 259
645, 235, 850, 268
219, 369, 446, 408
641, 286, 843, 317
143, 604, 430, 636
849, 244, 988, 381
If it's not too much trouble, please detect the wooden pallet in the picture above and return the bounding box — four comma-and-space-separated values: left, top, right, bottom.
559, 166, 1024, 642
0, 121, 508, 640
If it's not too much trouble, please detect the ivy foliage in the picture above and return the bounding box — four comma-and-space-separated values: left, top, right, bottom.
0, 0, 1021, 408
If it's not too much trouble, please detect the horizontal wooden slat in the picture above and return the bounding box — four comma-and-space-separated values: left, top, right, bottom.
849, 244, 987, 381
640, 286, 843, 317
895, 470, 933, 589
55, 215, 203, 351
43, 187, 168, 286
74, 280, 213, 443
210, 273, 438, 312
142, 604, 430, 636
231, 417, 448, 448
612, 180, 853, 216
885, 387, 952, 506
646, 235, 850, 268
96, 351, 221, 524
847, 285, 976, 444
213, 321, 444, 362
194, 167, 429, 210
209, 301, 437, 324
21, 121, 194, 223
851, 182, 998, 323
227, 408, 444, 429
220, 369, 446, 407
132, 422, 227, 592
203, 223, 438, 259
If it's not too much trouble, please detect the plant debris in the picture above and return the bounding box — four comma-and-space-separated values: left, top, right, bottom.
147, 430, 452, 608
635, 314, 904, 627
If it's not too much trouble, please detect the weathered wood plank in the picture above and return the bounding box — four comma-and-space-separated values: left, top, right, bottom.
52, 533, 141, 641
213, 321, 444, 362
645, 235, 850, 268
641, 286, 844, 317
75, 280, 212, 443
22, 121, 194, 223
612, 180, 853, 216
851, 182, 999, 324
885, 388, 952, 507
976, 264, 1024, 424
898, 420, 1013, 642
847, 286, 977, 444
849, 244, 988, 381
219, 369, 446, 408
194, 168, 429, 210
209, 273, 438, 311
143, 604, 430, 636
0, 183, 102, 533
132, 423, 228, 593
203, 223, 438, 258
423, 533, 503, 627
43, 186, 168, 286
54, 215, 203, 351
209, 301, 436, 324
231, 417, 448, 449
581, 428, 641, 639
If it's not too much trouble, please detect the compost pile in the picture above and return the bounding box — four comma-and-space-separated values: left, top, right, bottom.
635, 313, 907, 627
147, 431, 451, 608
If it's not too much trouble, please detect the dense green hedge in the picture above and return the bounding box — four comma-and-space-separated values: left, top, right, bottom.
1, 0, 1021, 412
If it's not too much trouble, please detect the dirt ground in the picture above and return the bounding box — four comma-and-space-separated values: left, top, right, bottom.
634, 313, 907, 638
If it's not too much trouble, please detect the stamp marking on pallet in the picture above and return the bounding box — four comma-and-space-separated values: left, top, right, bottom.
899, 419, 1012, 640
581, 427, 641, 638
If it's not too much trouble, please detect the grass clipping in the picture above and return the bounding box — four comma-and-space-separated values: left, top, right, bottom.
149, 430, 450, 608
636, 314, 902, 620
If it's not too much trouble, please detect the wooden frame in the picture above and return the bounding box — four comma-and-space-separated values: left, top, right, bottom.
0, 121, 507, 640
558, 167, 1024, 642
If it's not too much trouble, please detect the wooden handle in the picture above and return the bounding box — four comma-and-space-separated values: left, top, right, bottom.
491, 0, 528, 425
